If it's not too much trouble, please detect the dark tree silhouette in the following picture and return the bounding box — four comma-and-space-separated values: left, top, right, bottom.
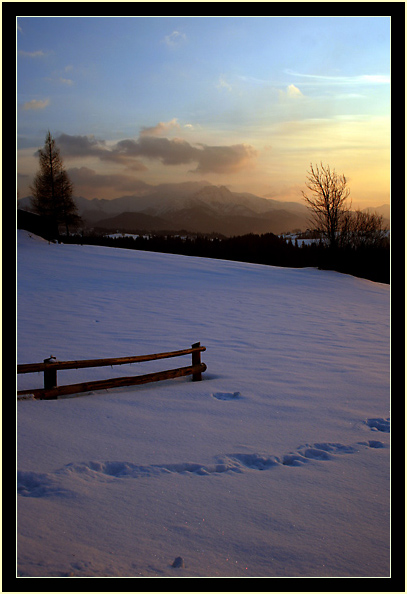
302, 162, 351, 249
30, 131, 80, 238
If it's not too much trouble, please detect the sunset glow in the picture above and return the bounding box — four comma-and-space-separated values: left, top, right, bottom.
17, 16, 390, 209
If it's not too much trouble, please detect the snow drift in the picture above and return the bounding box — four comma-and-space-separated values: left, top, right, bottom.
17, 229, 390, 577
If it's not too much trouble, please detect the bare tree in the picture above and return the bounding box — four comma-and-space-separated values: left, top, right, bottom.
302, 162, 351, 249
30, 131, 80, 238
340, 209, 388, 249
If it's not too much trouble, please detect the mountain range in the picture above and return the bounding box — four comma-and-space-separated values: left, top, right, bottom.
18, 181, 390, 237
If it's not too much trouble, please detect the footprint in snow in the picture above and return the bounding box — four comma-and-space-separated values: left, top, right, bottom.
212, 391, 241, 401
17, 440, 387, 498
365, 418, 390, 433
17, 470, 73, 498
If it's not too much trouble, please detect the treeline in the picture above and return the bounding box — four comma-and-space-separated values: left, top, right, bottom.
64, 232, 389, 284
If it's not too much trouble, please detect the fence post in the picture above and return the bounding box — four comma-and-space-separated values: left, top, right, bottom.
43, 357, 58, 396
191, 342, 202, 381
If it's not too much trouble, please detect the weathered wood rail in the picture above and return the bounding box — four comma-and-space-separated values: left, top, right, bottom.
17, 343, 206, 400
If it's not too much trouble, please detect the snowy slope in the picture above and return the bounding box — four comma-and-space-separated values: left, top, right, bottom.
17, 230, 390, 577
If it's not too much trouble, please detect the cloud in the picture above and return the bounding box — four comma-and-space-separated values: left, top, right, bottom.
217, 76, 233, 92
59, 77, 74, 86
286, 84, 303, 98
271, 114, 390, 159
18, 49, 46, 58
163, 30, 187, 48
22, 98, 50, 110
285, 69, 390, 86
57, 133, 107, 157
67, 166, 146, 191
120, 136, 195, 166
114, 136, 257, 174
238, 75, 269, 86
58, 133, 148, 170
57, 132, 258, 175
277, 84, 304, 103
140, 118, 181, 137
193, 143, 258, 174
359, 74, 390, 84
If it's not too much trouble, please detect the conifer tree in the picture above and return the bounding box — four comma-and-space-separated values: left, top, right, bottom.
30, 131, 80, 237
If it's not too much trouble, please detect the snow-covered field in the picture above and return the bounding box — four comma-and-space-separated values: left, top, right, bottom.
17, 229, 390, 577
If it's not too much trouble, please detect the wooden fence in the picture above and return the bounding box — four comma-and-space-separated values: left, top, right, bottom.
17, 343, 206, 400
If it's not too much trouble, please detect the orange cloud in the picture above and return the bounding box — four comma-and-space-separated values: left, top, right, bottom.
279, 84, 304, 101
140, 118, 181, 137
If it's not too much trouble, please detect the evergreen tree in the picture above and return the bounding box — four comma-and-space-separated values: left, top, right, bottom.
30, 131, 80, 237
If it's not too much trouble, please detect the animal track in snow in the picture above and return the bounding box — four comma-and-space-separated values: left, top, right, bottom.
17, 440, 387, 499
365, 418, 390, 433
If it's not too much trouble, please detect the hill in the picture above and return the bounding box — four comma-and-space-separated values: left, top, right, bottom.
17, 230, 390, 577
95, 205, 308, 236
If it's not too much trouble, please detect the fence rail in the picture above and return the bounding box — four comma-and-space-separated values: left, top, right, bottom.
17, 343, 206, 400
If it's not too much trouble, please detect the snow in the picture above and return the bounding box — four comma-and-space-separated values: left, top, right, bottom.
17, 229, 390, 577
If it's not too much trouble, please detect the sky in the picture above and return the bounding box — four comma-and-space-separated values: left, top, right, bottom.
17, 16, 391, 208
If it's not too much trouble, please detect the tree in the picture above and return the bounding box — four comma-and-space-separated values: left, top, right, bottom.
340, 209, 388, 249
302, 162, 351, 249
30, 131, 80, 237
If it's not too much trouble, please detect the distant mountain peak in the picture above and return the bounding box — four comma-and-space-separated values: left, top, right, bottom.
20, 179, 388, 237
193, 184, 233, 199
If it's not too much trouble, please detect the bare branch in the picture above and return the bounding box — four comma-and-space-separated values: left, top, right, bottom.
302, 162, 351, 248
